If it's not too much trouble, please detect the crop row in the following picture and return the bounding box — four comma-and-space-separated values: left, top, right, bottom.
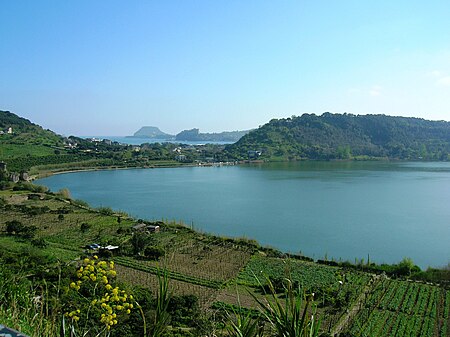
441, 291, 450, 336
350, 309, 434, 337
237, 256, 340, 290
350, 309, 389, 336
113, 256, 224, 289
364, 278, 442, 318
350, 278, 450, 336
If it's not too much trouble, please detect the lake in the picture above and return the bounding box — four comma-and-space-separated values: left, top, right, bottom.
37, 161, 450, 269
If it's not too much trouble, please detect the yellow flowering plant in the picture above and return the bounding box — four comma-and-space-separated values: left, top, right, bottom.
64, 256, 134, 336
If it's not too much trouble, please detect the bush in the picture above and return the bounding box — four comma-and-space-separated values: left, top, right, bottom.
0, 181, 13, 190
27, 193, 41, 200
56, 188, 71, 199
80, 222, 91, 233
6, 220, 25, 235
6, 221, 38, 239
168, 295, 200, 327
31, 237, 48, 248
144, 246, 165, 260
12, 182, 48, 193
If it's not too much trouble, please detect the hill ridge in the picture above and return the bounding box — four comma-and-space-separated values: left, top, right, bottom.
226, 113, 450, 161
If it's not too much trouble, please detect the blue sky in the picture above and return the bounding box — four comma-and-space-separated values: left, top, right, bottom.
1, 1, 450, 136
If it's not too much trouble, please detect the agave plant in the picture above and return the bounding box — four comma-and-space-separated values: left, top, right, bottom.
147, 269, 172, 337
251, 277, 321, 337
225, 307, 263, 337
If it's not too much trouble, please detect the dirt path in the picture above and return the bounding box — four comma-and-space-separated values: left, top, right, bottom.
330, 274, 381, 336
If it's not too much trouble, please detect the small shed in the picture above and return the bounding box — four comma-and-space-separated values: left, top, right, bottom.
132, 223, 160, 233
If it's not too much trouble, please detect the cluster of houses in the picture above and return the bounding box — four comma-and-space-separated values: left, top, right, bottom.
131, 223, 160, 233
0, 162, 30, 182
0, 127, 13, 135
9, 171, 30, 183
63, 138, 78, 149
248, 150, 262, 159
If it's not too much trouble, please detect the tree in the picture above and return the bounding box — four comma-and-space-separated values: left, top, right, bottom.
131, 233, 148, 255
6, 220, 37, 239
396, 257, 417, 277
6, 220, 25, 235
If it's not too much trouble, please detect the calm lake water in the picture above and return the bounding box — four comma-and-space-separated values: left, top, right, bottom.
37, 161, 450, 269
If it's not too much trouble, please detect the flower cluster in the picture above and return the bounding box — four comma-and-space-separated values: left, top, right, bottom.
66, 256, 134, 330
96, 286, 134, 329
65, 309, 81, 322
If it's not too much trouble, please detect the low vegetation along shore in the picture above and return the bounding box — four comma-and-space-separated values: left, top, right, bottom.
1, 110, 450, 336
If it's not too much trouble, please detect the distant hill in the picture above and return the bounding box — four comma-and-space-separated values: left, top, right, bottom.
131, 126, 174, 139
0, 110, 64, 155
226, 113, 450, 161
175, 128, 250, 142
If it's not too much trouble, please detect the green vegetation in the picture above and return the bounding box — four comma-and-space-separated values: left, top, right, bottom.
0, 186, 448, 336
226, 113, 450, 161
1, 111, 450, 336
347, 278, 449, 336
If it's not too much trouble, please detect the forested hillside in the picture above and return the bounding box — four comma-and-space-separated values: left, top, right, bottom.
226, 113, 450, 161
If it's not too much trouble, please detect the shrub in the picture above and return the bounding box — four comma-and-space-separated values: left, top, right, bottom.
56, 188, 71, 199
6, 220, 25, 235
80, 222, 91, 233
31, 237, 48, 248
144, 246, 165, 260
12, 182, 48, 193
27, 193, 41, 200
0, 181, 13, 190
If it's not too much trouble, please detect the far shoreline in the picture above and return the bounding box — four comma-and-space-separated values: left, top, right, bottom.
32, 156, 433, 181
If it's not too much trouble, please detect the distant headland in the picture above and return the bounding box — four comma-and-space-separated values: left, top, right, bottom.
128, 126, 250, 142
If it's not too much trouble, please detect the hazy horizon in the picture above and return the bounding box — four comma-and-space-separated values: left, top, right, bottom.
71, 111, 450, 138
2, 1, 450, 136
